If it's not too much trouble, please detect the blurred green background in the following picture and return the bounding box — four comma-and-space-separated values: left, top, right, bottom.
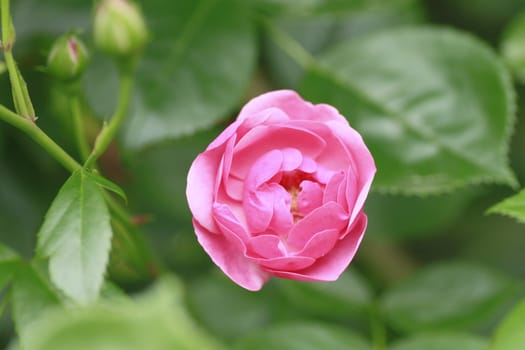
2, 0, 525, 349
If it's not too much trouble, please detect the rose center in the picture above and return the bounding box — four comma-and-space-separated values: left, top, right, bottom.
279, 171, 314, 221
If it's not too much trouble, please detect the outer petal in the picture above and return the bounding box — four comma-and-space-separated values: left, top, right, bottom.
187, 145, 226, 233
328, 120, 376, 220
237, 90, 347, 124
266, 213, 367, 282
193, 220, 269, 291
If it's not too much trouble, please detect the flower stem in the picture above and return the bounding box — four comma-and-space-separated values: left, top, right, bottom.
71, 93, 90, 162
1, 0, 35, 121
370, 302, 387, 350
0, 104, 81, 172
84, 61, 136, 169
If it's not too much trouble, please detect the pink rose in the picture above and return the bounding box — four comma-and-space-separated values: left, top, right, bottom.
186, 90, 376, 291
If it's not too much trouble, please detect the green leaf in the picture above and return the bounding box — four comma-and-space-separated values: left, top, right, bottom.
23, 275, 223, 350
487, 189, 525, 224
263, 0, 423, 87
300, 28, 517, 194
36, 170, 113, 304
379, 261, 521, 333
491, 297, 525, 350
0, 243, 20, 290
11, 263, 60, 348
276, 269, 373, 319
501, 10, 525, 83
85, 171, 127, 203
391, 332, 488, 350
234, 322, 371, 350
98, 0, 256, 149
365, 190, 477, 240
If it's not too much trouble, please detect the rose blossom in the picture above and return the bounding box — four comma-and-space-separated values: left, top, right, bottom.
186, 90, 375, 291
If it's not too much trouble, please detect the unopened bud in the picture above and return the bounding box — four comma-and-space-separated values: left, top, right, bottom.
93, 0, 148, 57
47, 34, 89, 81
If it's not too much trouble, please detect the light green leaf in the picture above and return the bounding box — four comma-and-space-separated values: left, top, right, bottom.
300, 28, 517, 194
0, 243, 20, 290
487, 189, 525, 224
391, 332, 488, 350
36, 170, 113, 304
24, 275, 223, 350
11, 263, 60, 348
86, 171, 127, 203
110, 0, 255, 149
502, 9, 525, 83
491, 297, 525, 350
276, 269, 373, 319
233, 322, 371, 350
380, 261, 521, 333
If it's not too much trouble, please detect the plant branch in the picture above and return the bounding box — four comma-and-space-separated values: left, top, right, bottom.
71, 93, 90, 162
0, 104, 81, 172
1, 0, 35, 120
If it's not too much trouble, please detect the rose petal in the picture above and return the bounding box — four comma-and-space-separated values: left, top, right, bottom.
213, 203, 250, 242
187, 146, 226, 233
265, 213, 367, 282
285, 120, 352, 171
323, 172, 345, 204
287, 202, 348, 250
237, 90, 347, 124
296, 180, 324, 217
281, 148, 303, 171
247, 235, 285, 259
257, 256, 315, 271
327, 119, 376, 222
230, 125, 326, 179
296, 228, 339, 259
193, 219, 269, 291
237, 107, 290, 136
245, 150, 284, 189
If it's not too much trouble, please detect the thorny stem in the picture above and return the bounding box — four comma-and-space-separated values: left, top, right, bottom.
84, 60, 136, 169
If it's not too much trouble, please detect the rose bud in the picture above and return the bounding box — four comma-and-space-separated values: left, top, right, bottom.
93, 0, 148, 57
47, 33, 89, 81
186, 90, 376, 291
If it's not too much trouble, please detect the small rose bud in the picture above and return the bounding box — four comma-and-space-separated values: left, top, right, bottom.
93, 0, 148, 57
47, 34, 89, 81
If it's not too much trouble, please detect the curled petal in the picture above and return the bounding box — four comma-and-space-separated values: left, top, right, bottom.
296, 180, 324, 217
247, 235, 285, 259
256, 255, 315, 271
287, 202, 348, 250
266, 213, 367, 282
296, 228, 339, 259
193, 220, 269, 291
231, 125, 326, 179
187, 146, 225, 233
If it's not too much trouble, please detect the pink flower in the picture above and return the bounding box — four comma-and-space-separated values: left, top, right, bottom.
186, 90, 376, 291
